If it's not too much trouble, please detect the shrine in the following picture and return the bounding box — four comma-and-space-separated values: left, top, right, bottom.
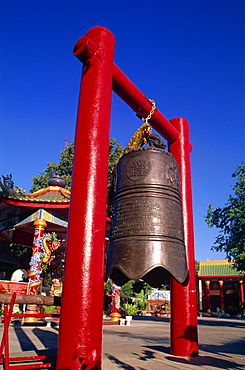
1, 26, 199, 368
0, 174, 70, 292
198, 259, 244, 315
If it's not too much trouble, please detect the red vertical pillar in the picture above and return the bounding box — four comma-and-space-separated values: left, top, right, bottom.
239, 280, 244, 310
169, 117, 198, 357
110, 284, 121, 321
219, 280, 224, 310
57, 27, 115, 369
205, 280, 211, 311
25, 218, 47, 323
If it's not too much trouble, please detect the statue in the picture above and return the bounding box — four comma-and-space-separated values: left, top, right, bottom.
2, 174, 14, 189
10, 269, 27, 282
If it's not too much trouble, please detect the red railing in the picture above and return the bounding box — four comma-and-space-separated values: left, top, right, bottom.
0, 293, 57, 369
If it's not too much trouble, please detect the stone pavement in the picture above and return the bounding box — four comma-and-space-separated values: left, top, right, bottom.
0, 316, 245, 369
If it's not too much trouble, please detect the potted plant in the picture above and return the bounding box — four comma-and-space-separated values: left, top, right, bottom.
41, 305, 57, 327
122, 303, 138, 326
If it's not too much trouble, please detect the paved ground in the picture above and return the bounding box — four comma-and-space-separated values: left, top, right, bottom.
0, 316, 245, 369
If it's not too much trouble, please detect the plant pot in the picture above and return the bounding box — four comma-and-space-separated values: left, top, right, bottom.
119, 318, 125, 325
45, 317, 53, 327
125, 315, 132, 326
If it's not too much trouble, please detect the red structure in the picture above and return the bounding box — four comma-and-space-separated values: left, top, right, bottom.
0, 180, 70, 249
205, 280, 211, 311
240, 280, 244, 310
0, 176, 69, 303
198, 260, 245, 314
219, 280, 224, 310
57, 26, 198, 369
109, 284, 121, 322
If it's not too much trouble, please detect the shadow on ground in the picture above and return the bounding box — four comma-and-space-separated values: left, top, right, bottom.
198, 318, 245, 328
142, 344, 245, 369
14, 327, 58, 352
165, 354, 244, 369
105, 355, 138, 370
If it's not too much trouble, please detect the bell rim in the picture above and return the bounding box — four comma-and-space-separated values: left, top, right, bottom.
106, 263, 188, 286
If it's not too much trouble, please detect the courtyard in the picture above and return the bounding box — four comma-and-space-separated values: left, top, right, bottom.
1, 316, 244, 369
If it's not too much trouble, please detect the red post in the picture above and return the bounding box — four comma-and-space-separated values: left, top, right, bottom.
168, 117, 198, 357
205, 280, 211, 312
57, 27, 115, 369
110, 284, 121, 321
239, 280, 244, 309
28, 219, 47, 295
25, 219, 47, 323
205, 281, 211, 310
219, 280, 224, 310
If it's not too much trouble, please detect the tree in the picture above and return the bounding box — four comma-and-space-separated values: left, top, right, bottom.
0, 241, 32, 280
1, 139, 124, 287
31, 139, 124, 192
30, 139, 124, 287
31, 142, 74, 192
205, 162, 245, 272
120, 280, 134, 300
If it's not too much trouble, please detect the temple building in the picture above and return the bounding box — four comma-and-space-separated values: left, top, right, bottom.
0, 175, 70, 249
0, 175, 70, 297
0, 174, 110, 284
197, 259, 244, 315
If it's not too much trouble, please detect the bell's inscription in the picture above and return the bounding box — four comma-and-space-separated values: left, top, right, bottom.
126, 156, 151, 180
111, 197, 184, 241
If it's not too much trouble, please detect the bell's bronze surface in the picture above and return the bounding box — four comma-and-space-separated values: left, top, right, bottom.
106, 145, 188, 288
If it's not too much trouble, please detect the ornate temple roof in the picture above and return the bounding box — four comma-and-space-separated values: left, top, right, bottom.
0, 175, 109, 248
198, 260, 244, 278
0, 176, 70, 246
0, 181, 70, 207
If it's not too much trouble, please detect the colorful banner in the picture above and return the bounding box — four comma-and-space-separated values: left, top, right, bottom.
0, 280, 28, 295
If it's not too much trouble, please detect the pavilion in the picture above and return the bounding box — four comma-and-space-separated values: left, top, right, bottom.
197, 259, 244, 315
0, 174, 70, 246
0, 175, 70, 279
0, 174, 110, 281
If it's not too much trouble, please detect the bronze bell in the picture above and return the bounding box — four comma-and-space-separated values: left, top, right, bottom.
105, 143, 188, 288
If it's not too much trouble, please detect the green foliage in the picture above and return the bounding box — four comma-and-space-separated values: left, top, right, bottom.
205, 162, 245, 272
120, 280, 151, 312
30, 139, 124, 193
134, 289, 148, 311
120, 280, 151, 298
107, 138, 124, 216
0, 241, 32, 278
41, 264, 52, 287
108, 138, 124, 182
120, 280, 134, 298
1, 139, 124, 283
31, 142, 74, 192
122, 303, 138, 316
195, 260, 200, 273
41, 305, 57, 314
104, 279, 113, 295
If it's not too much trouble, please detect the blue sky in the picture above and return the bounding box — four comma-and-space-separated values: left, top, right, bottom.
1, 1, 244, 262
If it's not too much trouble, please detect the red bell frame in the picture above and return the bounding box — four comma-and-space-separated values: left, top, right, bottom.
57, 26, 198, 369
